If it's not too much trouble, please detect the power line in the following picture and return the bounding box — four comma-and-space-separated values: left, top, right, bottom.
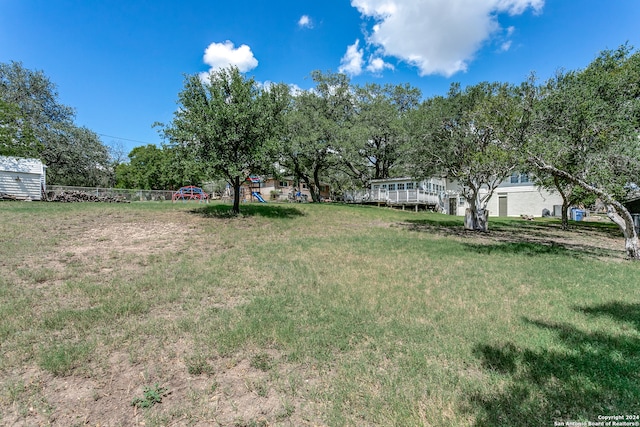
97, 133, 159, 145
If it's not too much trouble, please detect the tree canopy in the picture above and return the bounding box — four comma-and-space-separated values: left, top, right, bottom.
114, 144, 208, 190
407, 81, 529, 231
342, 82, 421, 185
160, 66, 289, 213
279, 71, 354, 202
0, 61, 112, 186
0, 99, 39, 157
523, 46, 640, 258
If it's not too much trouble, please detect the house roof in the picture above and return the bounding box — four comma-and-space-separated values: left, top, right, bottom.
369, 177, 446, 184
0, 156, 46, 175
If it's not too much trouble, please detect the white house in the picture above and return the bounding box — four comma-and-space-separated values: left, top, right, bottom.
369, 177, 446, 210
482, 172, 563, 218
0, 156, 47, 200
341, 177, 447, 211
355, 173, 562, 217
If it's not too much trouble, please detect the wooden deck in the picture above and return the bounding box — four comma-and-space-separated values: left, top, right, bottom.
344, 189, 442, 211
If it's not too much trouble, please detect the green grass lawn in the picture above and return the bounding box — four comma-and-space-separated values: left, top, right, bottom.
1, 201, 639, 426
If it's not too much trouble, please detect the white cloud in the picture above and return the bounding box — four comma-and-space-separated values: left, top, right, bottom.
350, 0, 544, 77
339, 39, 365, 75
366, 57, 394, 73
287, 83, 304, 96
256, 81, 303, 95
498, 26, 516, 51
298, 15, 313, 28
202, 41, 258, 74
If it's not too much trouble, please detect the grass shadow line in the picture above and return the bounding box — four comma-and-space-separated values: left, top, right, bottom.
462, 241, 578, 258
403, 217, 466, 229
190, 203, 305, 219
575, 301, 640, 332
402, 216, 623, 260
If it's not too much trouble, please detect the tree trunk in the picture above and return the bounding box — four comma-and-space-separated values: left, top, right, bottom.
477, 208, 489, 232
626, 235, 640, 260
344, 159, 369, 188
562, 199, 570, 230
292, 162, 315, 203
553, 176, 571, 230
306, 180, 319, 202
625, 235, 640, 260
232, 175, 241, 214
463, 187, 489, 232
311, 167, 322, 203
606, 205, 640, 260
532, 157, 640, 260
465, 207, 489, 232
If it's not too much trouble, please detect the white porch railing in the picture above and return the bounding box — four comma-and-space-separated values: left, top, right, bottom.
342, 189, 440, 205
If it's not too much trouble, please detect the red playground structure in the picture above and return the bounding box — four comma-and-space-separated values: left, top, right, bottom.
172, 186, 209, 203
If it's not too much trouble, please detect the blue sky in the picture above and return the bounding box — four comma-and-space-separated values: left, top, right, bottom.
2, 0, 639, 156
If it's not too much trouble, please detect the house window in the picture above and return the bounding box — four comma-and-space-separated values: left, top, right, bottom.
279, 181, 288, 187
406, 182, 414, 190
381, 184, 387, 189
397, 183, 405, 190
510, 173, 530, 184
459, 197, 466, 206
373, 185, 380, 190
388, 184, 396, 191
302, 183, 308, 189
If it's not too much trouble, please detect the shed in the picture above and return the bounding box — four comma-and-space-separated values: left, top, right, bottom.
0, 156, 47, 200
624, 196, 640, 214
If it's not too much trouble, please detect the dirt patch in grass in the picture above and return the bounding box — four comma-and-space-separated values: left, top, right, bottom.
1, 206, 326, 426
2, 351, 326, 426
71, 221, 183, 256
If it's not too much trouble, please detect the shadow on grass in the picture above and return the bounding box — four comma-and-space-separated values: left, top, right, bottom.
463, 241, 576, 257
577, 301, 640, 331
406, 216, 620, 235
402, 216, 623, 260
402, 217, 564, 238
190, 203, 305, 219
471, 303, 640, 426
403, 216, 466, 229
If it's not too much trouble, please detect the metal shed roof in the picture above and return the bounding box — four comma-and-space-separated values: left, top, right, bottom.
0, 156, 46, 175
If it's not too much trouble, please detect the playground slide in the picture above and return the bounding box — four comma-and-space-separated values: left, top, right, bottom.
252, 192, 267, 203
